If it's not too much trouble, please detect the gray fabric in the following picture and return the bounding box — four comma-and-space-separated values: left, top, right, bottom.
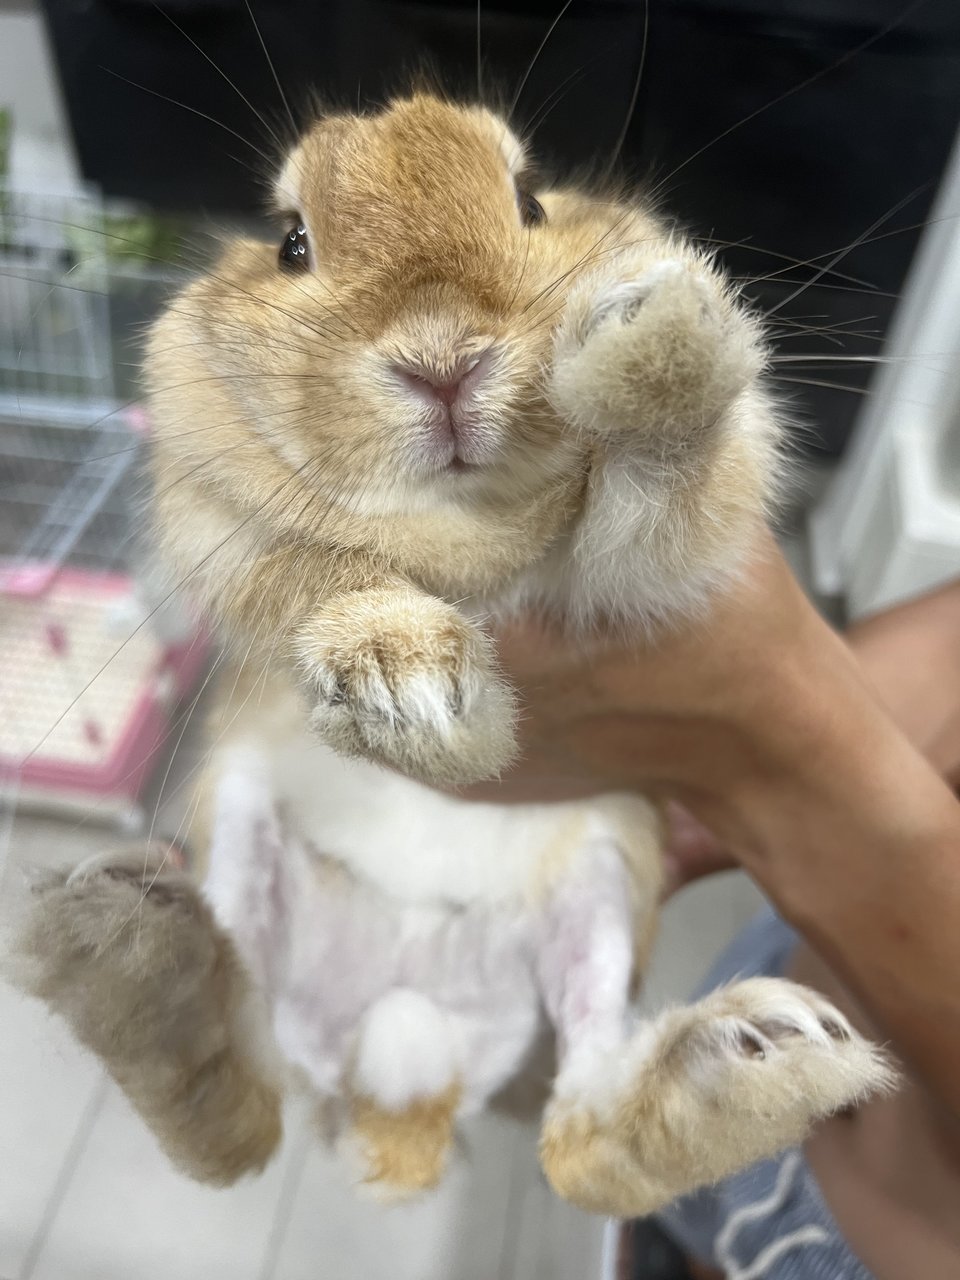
654, 907, 875, 1280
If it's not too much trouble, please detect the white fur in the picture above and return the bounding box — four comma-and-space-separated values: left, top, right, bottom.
248, 722, 655, 906
196, 737, 890, 1213
354, 990, 459, 1108
488, 118, 526, 177
274, 153, 304, 217
200, 738, 652, 1121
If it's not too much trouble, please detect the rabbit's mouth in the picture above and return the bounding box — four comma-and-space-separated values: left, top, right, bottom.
431, 416, 500, 472
388, 346, 510, 473
447, 456, 481, 475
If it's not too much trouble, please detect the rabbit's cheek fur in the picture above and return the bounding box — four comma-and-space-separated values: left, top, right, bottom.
172, 265, 565, 524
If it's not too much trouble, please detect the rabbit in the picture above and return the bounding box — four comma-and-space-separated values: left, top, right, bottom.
8, 92, 894, 1216
142, 92, 779, 788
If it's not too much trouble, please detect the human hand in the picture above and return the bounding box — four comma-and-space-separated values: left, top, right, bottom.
469, 531, 954, 890
466, 535, 960, 1112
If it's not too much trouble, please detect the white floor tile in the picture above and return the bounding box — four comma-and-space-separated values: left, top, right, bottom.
25, 1084, 301, 1280
0, 985, 106, 1280
268, 1110, 525, 1280
504, 1157, 606, 1280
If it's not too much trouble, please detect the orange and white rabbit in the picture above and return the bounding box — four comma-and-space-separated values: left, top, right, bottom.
11, 94, 893, 1214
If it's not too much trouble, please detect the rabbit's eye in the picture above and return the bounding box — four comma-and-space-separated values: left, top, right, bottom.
279, 223, 310, 271
517, 191, 546, 228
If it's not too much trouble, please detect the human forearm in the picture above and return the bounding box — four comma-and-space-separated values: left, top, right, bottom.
713, 585, 960, 1113
644, 589, 960, 1114
735, 726, 960, 1116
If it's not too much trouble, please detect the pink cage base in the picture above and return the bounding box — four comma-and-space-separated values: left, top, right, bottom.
0, 566, 209, 814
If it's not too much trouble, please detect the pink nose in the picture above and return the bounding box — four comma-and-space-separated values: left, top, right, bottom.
392, 347, 493, 407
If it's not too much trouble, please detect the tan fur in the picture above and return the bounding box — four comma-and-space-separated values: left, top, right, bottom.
294, 586, 517, 785
185, 662, 307, 873
540, 980, 896, 1218
347, 1084, 461, 1197
6, 667, 892, 1209
10, 850, 282, 1184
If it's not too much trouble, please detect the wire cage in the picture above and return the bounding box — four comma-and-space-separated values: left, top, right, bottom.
0, 183, 207, 828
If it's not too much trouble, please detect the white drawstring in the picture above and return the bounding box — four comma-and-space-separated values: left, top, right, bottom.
715, 1152, 830, 1280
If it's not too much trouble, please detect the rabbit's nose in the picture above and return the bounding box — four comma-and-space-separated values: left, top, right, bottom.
391, 346, 494, 408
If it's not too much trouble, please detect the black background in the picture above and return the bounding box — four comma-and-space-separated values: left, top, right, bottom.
41, 0, 960, 455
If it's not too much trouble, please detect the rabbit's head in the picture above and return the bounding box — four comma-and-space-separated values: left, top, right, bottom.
148, 94, 639, 535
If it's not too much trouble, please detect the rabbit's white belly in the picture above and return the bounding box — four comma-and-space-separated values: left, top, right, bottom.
201, 754, 544, 1108
250, 732, 634, 908
273, 845, 543, 1106
203, 723, 658, 1115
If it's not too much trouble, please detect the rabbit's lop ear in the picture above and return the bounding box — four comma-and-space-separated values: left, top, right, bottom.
274, 149, 305, 218
272, 114, 353, 209
473, 106, 527, 178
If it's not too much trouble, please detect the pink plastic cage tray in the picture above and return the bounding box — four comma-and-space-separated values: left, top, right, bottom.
0, 405, 209, 827
0, 568, 208, 826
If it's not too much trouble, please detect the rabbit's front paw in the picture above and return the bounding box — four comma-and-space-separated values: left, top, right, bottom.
551, 256, 763, 448
297, 590, 517, 786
